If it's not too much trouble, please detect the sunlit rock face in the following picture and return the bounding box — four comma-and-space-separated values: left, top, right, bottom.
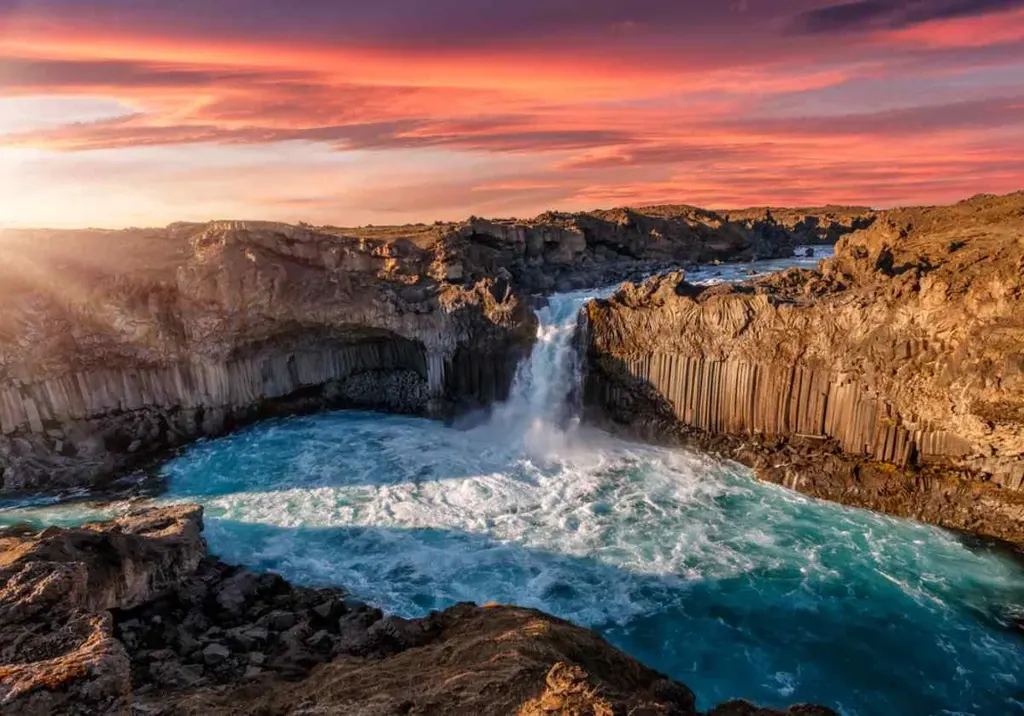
0, 205, 847, 494
0, 505, 205, 715
0, 221, 536, 493
583, 192, 1024, 543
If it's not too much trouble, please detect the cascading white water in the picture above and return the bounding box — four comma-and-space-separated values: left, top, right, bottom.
505, 299, 581, 422
493, 248, 831, 443
488, 286, 597, 451
4, 246, 1022, 716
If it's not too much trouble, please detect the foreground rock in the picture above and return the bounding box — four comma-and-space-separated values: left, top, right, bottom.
0, 506, 835, 716
0, 203, 857, 495
0, 506, 205, 714
583, 192, 1024, 544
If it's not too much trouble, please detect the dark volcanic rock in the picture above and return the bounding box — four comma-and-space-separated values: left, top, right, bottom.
437, 203, 853, 293
0, 505, 204, 715
0, 223, 537, 494
154, 604, 835, 716
720, 206, 874, 246
583, 191, 1024, 543
0, 201, 862, 495
0, 506, 836, 716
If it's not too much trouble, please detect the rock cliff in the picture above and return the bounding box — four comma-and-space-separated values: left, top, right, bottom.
720, 206, 873, 245
0, 506, 205, 714
0, 506, 835, 716
0, 203, 845, 495
583, 192, 1024, 543
0, 222, 536, 493
435, 203, 869, 292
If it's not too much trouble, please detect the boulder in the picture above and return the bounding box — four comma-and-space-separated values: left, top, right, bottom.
201, 643, 230, 666
0, 506, 204, 715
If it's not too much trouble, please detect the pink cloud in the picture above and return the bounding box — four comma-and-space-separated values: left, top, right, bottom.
0, 1, 1022, 226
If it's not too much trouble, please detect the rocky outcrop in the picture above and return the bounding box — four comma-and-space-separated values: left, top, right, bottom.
0, 222, 536, 493
158, 604, 833, 716
0, 202, 850, 495
0, 506, 205, 714
438, 203, 865, 293
0, 506, 836, 716
583, 192, 1024, 543
720, 206, 874, 245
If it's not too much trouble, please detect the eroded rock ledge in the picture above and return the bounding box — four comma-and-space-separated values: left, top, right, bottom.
583, 192, 1024, 544
0, 505, 835, 716
0, 204, 861, 495
0, 223, 536, 493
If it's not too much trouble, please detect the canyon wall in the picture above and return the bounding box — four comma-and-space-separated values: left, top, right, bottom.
0, 203, 846, 494
437, 203, 873, 292
583, 193, 1024, 543
720, 206, 874, 245
0, 221, 536, 492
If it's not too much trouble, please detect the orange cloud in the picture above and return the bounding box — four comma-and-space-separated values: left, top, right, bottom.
883, 8, 1024, 49
1, 3, 1023, 227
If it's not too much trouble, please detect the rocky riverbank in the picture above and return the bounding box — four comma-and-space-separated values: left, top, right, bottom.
0, 204, 853, 495
0, 505, 836, 716
1, 194, 1020, 713
582, 192, 1024, 544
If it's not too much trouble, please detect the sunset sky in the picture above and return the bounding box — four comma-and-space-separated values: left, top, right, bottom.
1, 0, 1023, 228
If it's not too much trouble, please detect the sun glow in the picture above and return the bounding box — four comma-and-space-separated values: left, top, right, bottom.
1, 2, 1023, 227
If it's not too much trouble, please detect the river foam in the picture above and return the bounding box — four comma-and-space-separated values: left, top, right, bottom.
156, 409, 1024, 715
3, 247, 1022, 715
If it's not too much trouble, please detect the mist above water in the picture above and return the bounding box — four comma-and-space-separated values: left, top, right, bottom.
4, 247, 1023, 715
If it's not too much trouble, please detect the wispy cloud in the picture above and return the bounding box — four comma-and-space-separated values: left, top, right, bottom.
0, 0, 1022, 227
791, 0, 1024, 34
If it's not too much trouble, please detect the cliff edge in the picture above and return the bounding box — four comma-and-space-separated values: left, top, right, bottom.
583, 192, 1024, 543
0, 203, 856, 495
0, 222, 536, 493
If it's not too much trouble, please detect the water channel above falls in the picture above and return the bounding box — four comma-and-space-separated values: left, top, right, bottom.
4, 248, 1024, 715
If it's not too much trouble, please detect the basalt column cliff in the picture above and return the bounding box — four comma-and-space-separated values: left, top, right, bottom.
0, 205, 845, 494
583, 193, 1024, 543
0, 222, 536, 493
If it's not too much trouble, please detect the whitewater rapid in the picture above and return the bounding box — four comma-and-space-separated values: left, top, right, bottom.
4, 248, 1023, 715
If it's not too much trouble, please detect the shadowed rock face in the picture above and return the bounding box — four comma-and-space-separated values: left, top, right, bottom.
0, 506, 836, 716
583, 192, 1024, 544
0, 204, 853, 495
0, 222, 537, 493
719, 206, 874, 246
437, 204, 868, 292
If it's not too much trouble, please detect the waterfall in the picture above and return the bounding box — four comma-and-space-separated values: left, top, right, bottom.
490, 244, 837, 440
487, 288, 601, 449
507, 297, 585, 420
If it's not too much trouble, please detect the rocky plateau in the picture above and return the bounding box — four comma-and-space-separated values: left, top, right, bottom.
0, 203, 856, 495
